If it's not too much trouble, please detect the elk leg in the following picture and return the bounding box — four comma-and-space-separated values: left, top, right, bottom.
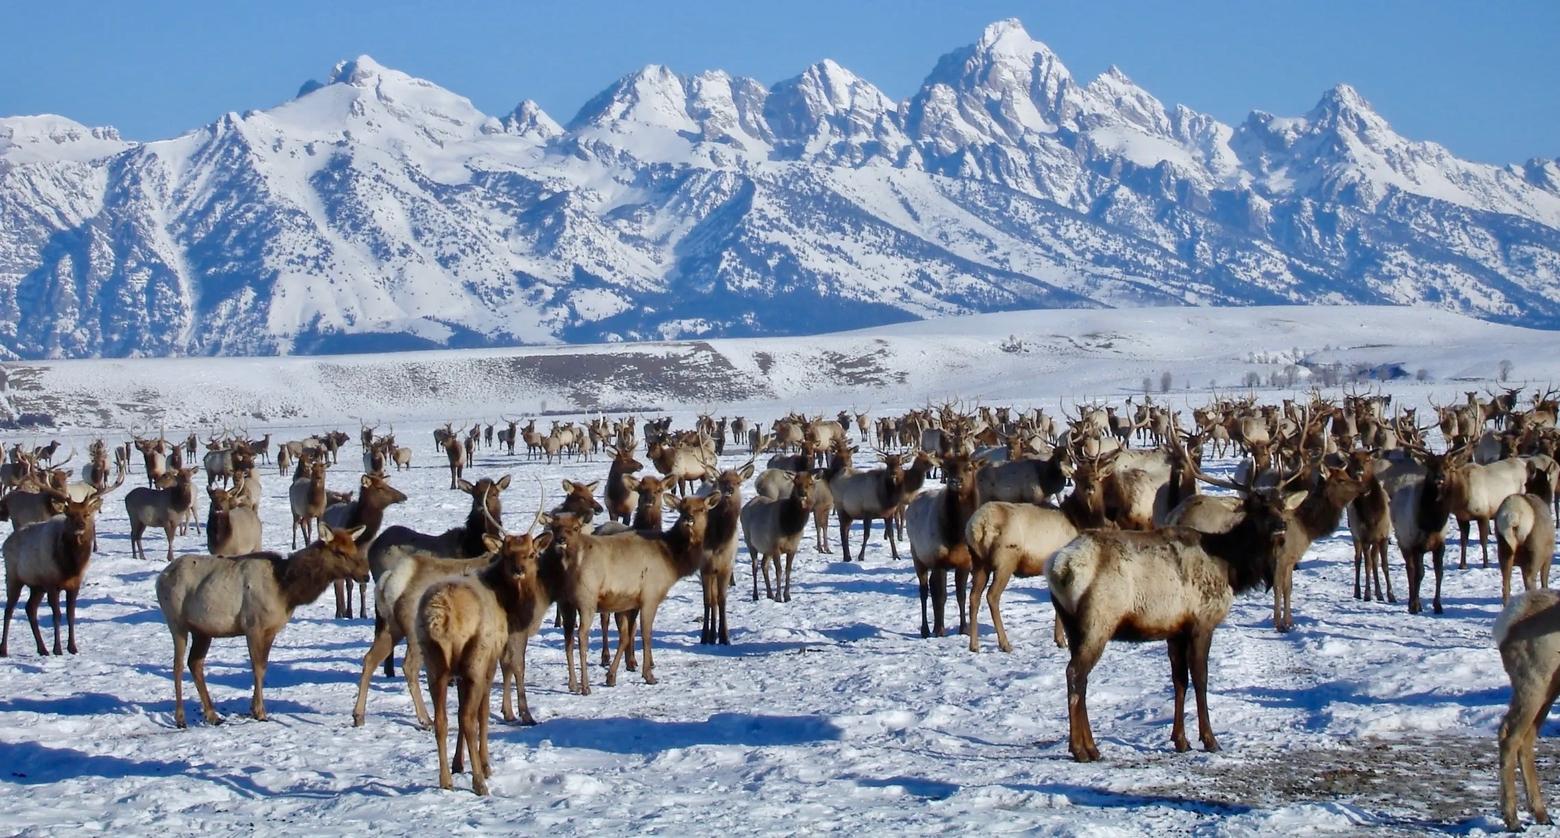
170, 629, 188, 728
509, 640, 536, 726
164, 522, 176, 563
1477, 518, 1490, 568
358, 581, 368, 621
954, 568, 967, 635
24, 588, 47, 656
606, 612, 631, 687
717, 567, 731, 645
916, 565, 931, 638
1168, 635, 1191, 752
431, 669, 453, 790
858, 518, 873, 563
598, 610, 612, 668
1190, 628, 1219, 752
966, 566, 988, 652
1377, 541, 1396, 603
45, 588, 62, 655
931, 566, 949, 636
1403, 549, 1423, 615
561, 605, 582, 695
1501, 542, 1516, 604
638, 603, 659, 685
64, 588, 79, 654
750, 545, 765, 602
458, 675, 488, 795
404, 634, 433, 729
623, 611, 639, 670
883, 515, 900, 560
334, 579, 348, 620
838, 515, 852, 563
1061, 613, 1105, 762
575, 606, 594, 695
378, 610, 396, 678
248, 628, 278, 721
352, 625, 396, 727
1526, 693, 1558, 825
782, 549, 795, 603
1457, 518, 1470, 570
991, 566, 1021, 654
1352, 542, 1364, 600
188, 632, 219, 725
1431, 542, 1446, 615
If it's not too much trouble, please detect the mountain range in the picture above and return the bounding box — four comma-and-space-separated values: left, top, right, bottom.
2, 18, 1558, 360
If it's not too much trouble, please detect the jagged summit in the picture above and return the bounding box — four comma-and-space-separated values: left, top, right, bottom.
0, 20, 1555, 360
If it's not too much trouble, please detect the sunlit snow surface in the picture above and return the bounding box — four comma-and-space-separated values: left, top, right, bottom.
0, 305, 1556, 834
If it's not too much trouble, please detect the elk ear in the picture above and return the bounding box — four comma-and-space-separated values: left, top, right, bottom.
481, 534, 503, 554
1283, 491, 1309, 511
361, 474, 374, 488
456, 479, 475, 494
560, 479, 574, 492
532, 532, 553, 553
496, 475, 512, 490
585, 480, 600, 491
662, 492, 680, 508
740, 463, 754, 479
318, 521, 335, 539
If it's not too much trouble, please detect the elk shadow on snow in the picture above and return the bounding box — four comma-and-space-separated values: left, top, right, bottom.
1003, 781, 1257, 816
1229, 681, 1509, 731
522, 712, 843, 754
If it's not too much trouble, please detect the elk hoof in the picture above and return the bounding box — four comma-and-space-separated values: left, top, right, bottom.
67, 643, 77, 655
1172, 736, 1190, 752
1202, 738, 1221, 753
1433, 602, 1444, 614
352, 714, 365, 728
643, 673, 658, 685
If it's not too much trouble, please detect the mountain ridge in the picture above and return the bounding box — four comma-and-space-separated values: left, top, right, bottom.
2, 18, 1557, 360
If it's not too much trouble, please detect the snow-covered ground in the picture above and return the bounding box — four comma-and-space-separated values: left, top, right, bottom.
1, 305, 1556, 834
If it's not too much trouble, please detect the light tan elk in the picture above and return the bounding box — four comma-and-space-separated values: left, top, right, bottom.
1495, 462, 1556, 603
826, 444, 906, 562
443, 429, 467, 489
157, 522, 367, 727
1, 495, 101, 657
1348, 454, 1395, 603
366, 475, 509, 676
549, 494, 711, 695
288, 459, 328, 549
964, 450, 1113, 653
1446, 455, 1527, 570
125, 467, 197, 561
205, 488, 262, 557
414, 524, 552, 796
1495, 590, 1560, 830
742, 471, 817, 603
1049, 474, 1296, 762
647, 437, 715, 496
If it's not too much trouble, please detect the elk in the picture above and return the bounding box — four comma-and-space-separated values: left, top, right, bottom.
741, 471, 816, 603
548, 494, 711, 695
826, 445, 906, 562
647, 438, 715, 496
288, 460, 328, 549
1, 495, 101, 657
205, 488, 262, 557
1048, 476, 1296, 762
134, 436, 169, 487
974, 450, 1068, 507
125, 467, 197, 561
1495, 462, 1556, 603
1347, 455, 1396, 603
1497, 589, 1560, 830
367, 476, 510, 676
698, 461, 752, 645
964, 450, 1114, 653
156, 523, 367, 727
1168, 462, 1365, 632
1381, 447, 1455, 615
321, 473, 409, 619
1446, 456, 1528, 570
604, 445, 643, 525
414, 525, 554, 796
443, 431, 467, 489
905, 454, 981, 638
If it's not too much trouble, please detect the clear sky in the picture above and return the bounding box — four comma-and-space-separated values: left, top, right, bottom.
3, 1, 1556, 164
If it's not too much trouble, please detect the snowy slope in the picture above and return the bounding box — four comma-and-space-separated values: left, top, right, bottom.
3, 19, 1560, 360
4, 304, 1556, 430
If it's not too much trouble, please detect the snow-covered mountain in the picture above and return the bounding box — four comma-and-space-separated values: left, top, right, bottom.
2, 19, 1558, 359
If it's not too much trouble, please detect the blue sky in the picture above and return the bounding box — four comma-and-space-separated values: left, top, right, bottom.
3, 1, 1555, 164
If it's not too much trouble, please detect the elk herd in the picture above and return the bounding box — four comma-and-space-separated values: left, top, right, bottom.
1, 387, 1558, 829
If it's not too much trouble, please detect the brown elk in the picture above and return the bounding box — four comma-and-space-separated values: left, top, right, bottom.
125, 467, 197, 561
1, 495, 102, 656
321, 473, 409, 619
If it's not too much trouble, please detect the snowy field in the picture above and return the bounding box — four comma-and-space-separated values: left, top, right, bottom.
1, 305, 1557, 835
